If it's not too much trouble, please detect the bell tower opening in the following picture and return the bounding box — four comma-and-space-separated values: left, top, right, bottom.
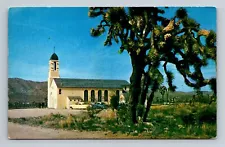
54, 61, 56, 70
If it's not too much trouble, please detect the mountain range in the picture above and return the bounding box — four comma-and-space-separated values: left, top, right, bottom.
8, 78, 47, 103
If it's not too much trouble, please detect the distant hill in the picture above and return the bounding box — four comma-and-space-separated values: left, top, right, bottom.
8, 78, 47, 103
152, 91, 212, 103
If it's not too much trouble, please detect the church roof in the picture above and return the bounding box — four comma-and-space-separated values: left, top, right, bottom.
50, 53, 59, 60
54, 78, 129, 89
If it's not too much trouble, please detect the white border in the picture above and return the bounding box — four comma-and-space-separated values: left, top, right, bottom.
1, 0, 225, 147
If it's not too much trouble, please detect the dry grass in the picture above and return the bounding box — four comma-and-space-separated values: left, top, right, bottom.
96, 109, 117, 120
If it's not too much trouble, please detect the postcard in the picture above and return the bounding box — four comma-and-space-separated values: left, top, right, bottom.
8, 7, 216, 139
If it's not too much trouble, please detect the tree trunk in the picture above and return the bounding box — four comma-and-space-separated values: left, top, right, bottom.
129, 53, 145, 124
138, 74, 150, 118
143, 90, 155, 122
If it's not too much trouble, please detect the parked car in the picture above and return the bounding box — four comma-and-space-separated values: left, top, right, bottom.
90, 102, 108, 109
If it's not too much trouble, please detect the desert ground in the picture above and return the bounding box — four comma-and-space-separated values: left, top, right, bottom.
8, 121, 130, 139
8, 109, 100, 139
8, 108, 132, 139
8, 108, 86, 118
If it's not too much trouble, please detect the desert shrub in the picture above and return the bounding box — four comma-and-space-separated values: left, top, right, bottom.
59, 120, 68, 128
65, 115, 74, 127
198, 96, 210, 104
198, 103, 216, 124
117, 103, 132, 124
179, 112, 196, 125
81, 117, 102, 131
173, 105, 197, 125
137, 104, 145, 118
110, 95, 119, 110
96, 109, 117, 121
87, 106, 99, 118
44, 113, 65, 121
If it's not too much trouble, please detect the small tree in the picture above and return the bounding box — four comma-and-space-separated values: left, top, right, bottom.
110, 95, 119, 110
159, 86, 167, 104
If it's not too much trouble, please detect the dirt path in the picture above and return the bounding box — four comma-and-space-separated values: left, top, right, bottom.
8, 122, 108, 139
8, 109, 140, 139
8, 109, 109, 139
8, 122, 138, 139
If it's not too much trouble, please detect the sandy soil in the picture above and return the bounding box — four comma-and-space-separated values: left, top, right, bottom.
8, 109, 139, 139
8, 108, 86, 118
8, 122, 112, 139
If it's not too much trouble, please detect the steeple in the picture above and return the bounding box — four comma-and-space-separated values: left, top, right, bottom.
50, 47, 59, 60
48, 50, 60, 108
48, 52, 60, 78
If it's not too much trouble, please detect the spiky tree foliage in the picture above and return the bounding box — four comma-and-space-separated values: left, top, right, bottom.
88, 7, 216, 123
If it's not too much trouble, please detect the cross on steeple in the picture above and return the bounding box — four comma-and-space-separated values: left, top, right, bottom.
53, 46, 55, 53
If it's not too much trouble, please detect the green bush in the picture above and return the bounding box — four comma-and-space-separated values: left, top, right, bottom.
198, 103, 216, 124
117, 103, 131, 124
110, 95, 119, 110
87, 106, 99, 118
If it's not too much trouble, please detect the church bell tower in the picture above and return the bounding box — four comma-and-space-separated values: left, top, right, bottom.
48, 53, 60, 78
48, 52, 60, 108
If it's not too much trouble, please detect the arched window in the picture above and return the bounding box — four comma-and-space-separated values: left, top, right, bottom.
98, 90, 102, 102
54, 62, 56, 70
84, 90, 88, 102
59, 89, 62, 94
104, 90, 108, 102
91, 90, 95, 102
116, 90, 120, 98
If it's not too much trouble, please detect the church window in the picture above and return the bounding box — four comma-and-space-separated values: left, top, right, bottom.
54, 62, 56, 70
98, 90, 102, 102
84, 90, 88, 102
91, 90, 95, 102
104, 90, 108, 102
59, 89, 61, 94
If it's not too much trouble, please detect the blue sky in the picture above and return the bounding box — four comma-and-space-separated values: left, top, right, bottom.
8, 7, 216, 92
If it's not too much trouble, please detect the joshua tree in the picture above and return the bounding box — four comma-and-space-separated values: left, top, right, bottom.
88, 7, 216, 123
159, 86, 167, 104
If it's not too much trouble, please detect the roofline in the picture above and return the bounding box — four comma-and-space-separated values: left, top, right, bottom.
57, 86, 128, 89
53, 78, 129, 82
53, 78, 130, 89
